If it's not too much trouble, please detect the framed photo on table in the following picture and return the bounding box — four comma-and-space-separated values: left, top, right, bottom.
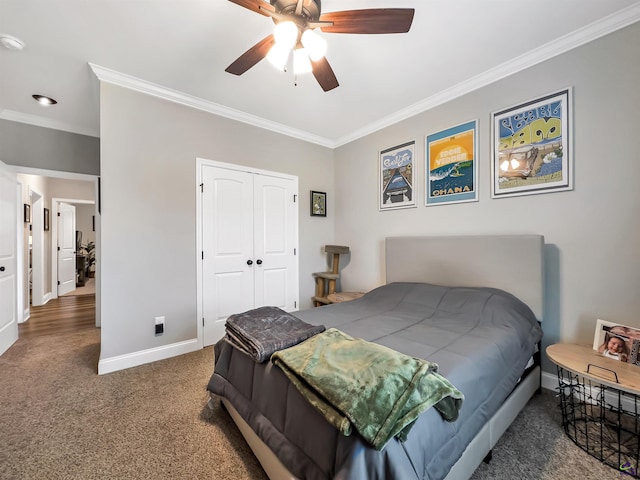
379, 141, 415, 210
426, 120, 477, 206
593, 319, 640, 366
492, 88, 573, 198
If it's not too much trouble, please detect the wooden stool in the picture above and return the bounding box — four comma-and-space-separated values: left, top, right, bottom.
312, 245, 350, 307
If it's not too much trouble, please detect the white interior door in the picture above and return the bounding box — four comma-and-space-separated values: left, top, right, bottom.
57, 202, 76, 296
253, 174, 298, 311
202, 165, 254, 346
0, 160, 18, 356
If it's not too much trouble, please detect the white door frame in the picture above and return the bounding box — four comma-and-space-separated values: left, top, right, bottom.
16, 182, 25, 323
196, 157, 299, 349
29, 187, 46, 306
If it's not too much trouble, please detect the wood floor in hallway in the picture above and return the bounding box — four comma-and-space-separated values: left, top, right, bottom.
19, 294, 96, 339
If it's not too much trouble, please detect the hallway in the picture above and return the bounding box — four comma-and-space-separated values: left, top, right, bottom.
19, 294, 96, 339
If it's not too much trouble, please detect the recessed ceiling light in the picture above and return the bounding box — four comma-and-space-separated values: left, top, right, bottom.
32, 95, 58, 106
0, 34, 25, 51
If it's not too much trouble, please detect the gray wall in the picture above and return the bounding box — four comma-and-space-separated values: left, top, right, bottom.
0, 120, 100, 175
99, 84, 334, 360
332, 22, 640, 374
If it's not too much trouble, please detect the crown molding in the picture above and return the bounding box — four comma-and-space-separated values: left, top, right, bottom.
0, 109, 99, 138
88, 63, 335, 148
333, 4, 640, 147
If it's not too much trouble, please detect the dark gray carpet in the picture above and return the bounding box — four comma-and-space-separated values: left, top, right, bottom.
0, 328, 623, 479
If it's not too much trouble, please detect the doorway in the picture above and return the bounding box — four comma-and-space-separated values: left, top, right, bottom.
15, 169, 99, 332
52, 199, 95, 301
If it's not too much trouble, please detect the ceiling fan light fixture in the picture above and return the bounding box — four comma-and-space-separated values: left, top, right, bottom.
301, 29, 326, 61
266, 43, 290, 70
273, 21, 298, 49
293, 48, 312, 75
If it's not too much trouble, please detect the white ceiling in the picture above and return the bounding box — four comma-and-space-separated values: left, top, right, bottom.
1, 0, 639, 147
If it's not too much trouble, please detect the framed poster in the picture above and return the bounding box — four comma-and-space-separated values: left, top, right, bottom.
492, 88, 573, 198
426, 120, 477, 206
379, 141, 415, 211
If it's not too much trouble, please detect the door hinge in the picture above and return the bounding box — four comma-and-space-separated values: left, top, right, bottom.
293, 194, 297, 203
57, 246, 60, 251
57, 281, 60, 285
201, 251, 204, 260
294, 248, 297, 255
294, 301, 297, 309
202, 318, 205, 327
57, 212, 61, 216
200, 183, 204, 193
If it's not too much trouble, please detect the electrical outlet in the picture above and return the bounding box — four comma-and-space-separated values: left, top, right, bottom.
155, 316, 165, 336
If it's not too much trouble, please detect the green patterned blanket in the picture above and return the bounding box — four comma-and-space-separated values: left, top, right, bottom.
271, 328, 464, 450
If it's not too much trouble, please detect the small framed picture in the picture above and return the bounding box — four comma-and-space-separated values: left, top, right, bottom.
593, 319, 640, 366
310, 191, 326, 217
44, 207, 50, 231
24, 204, 30, 223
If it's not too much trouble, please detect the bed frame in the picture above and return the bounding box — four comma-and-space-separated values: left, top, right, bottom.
217, 234, 545, 480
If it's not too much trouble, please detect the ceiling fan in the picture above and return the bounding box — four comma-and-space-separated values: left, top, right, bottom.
225, 0, 415, 92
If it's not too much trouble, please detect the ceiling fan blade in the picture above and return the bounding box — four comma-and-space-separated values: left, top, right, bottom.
228, 0, 275, 16
311, 57, 339, 92
225, 35, 275, 75
319, 9, 415, 34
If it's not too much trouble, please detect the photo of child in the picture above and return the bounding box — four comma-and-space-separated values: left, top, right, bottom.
593, 319, 640, 366
598, 335, 629, 362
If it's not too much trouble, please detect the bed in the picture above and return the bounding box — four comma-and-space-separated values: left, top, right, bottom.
208, 235, 544, 480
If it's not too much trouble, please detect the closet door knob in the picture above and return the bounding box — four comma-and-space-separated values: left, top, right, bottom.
256, 259, 263, 265
246, 260, 253, 266
0, 266, 4, 272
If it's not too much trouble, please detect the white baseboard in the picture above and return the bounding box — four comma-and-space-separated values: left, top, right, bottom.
98, 338, 200, 375
541, 371, 558, 392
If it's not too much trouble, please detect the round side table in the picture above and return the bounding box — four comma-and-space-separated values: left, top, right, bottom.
547, 343, 640, 476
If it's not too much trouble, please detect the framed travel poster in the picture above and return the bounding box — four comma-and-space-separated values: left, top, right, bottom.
426, 120, 478, 206
492, 88, 573, 198
379, 141, 415, 211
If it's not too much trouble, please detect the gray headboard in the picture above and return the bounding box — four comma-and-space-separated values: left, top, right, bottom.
385, 235, 544, 321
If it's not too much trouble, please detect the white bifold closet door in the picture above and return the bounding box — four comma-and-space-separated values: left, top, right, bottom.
201, 163, 298, 347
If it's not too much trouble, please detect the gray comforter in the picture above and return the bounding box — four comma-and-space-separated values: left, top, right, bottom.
208, 282, 543, 480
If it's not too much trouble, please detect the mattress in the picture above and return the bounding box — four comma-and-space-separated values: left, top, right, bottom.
208, 282, 543, 480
